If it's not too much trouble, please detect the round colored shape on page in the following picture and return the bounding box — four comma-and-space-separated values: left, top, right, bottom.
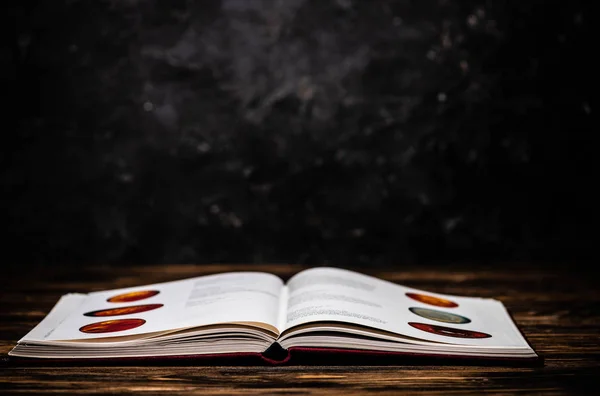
106, 290, 160, 303
405, 292, 459, 308
83, 304, 164, 317
408, 307, 471, 324
79, 319, 146, 334
408, 322, 491, 339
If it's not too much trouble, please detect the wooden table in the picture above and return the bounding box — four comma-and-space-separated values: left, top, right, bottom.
1, 263, 598, 394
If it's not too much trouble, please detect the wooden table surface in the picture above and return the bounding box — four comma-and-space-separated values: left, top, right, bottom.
1, 263, 599, 395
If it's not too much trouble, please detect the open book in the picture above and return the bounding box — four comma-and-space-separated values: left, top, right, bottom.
9, 267, 539, 364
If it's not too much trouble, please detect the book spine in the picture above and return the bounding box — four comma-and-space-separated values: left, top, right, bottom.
260, 342, 291, 364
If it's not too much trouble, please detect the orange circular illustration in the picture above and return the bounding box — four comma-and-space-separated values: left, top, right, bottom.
107, 290, 160, 303
405, 292, 459, 308
79, 319, 146, 334
83, 304, 164, 317
409, 322, 491, 339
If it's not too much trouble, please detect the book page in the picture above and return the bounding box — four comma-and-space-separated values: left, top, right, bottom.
283, 267, 530, 348
25, 272, 284, 342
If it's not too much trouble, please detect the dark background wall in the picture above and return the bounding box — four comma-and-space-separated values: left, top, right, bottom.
2, 0, 593, 267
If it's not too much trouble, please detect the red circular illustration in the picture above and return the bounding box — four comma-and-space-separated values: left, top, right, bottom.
83, 304, 164, 317
405, 292, 459, 308
79, 319, 146, 334
107, 290, 160, 303
409, 322, 491, 339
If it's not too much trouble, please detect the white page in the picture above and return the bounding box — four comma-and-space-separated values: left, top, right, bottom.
27, 272, 283, 342
283, 267, 531, 348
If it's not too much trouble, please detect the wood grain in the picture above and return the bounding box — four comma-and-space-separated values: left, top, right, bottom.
1, 263, 599, 395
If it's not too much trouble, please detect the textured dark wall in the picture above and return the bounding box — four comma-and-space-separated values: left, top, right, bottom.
3, 0, 593, 267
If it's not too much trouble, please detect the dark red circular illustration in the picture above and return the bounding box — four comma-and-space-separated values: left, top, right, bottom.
405, 292, 459, 308
79, 319, 146, 334
107, 290, 160, 303
83, 304, 164, 317
408, 322, 491, 339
